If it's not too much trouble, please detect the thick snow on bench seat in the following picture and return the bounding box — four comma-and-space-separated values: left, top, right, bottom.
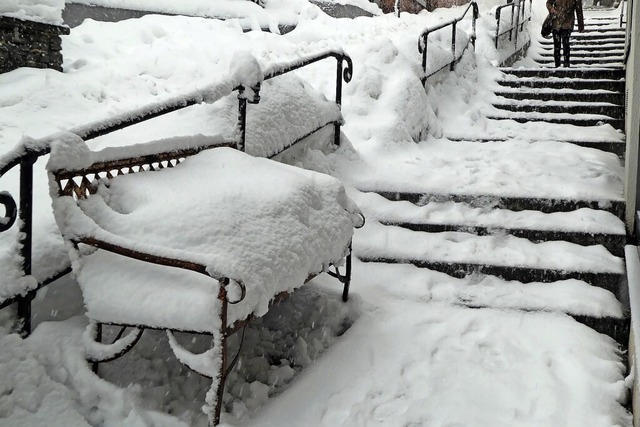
52, 147, 360, 333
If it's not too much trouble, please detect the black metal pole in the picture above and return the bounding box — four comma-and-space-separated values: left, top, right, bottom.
16, 153, 35, 337
335, 58, 344, 147
495, 9, 501, 49
451, 22, 457, 71
237, 87, 247, 152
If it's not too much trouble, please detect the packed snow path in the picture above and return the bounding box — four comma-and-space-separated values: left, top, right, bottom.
352, 12, 629, 345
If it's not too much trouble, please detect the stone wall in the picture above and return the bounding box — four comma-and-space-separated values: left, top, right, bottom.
0, 15, 69, 73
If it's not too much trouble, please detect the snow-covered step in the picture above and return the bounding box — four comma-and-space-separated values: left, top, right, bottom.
491, 98, 623, 119
538, 38, 625, 50
367, 190, 625, 221
536, 50, 625, 58
538, 44, 625, 53
486, 109, 624, 130
355, 222, 624, 292
462, 304, 629, 344
496, 77, 624, 91
354, 260, 628, 343
571, 29, 626, 36
445, 134, 626, 156
494, 87, 624, 105
534, 58, 625, 67
499, 66, 624, 79
353, 191, 626, 256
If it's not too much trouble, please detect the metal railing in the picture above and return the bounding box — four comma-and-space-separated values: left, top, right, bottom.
494, 0, 533, 49
0, 49, 352, 337
418, 1, 479, 83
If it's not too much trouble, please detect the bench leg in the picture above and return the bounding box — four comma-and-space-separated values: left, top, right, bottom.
342, 250, 352, 303
92, 322, 102, 374
210, 333, 227, 426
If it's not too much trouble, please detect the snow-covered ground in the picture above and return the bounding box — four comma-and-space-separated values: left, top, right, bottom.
0, 0, 632, 426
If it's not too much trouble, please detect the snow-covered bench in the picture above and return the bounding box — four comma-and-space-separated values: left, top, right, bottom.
0, 49, 353, 336
46, 133, 364, 425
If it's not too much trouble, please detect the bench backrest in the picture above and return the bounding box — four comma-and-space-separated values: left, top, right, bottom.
52, 140, 236, 200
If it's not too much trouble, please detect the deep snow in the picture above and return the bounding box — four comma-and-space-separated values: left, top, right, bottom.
0, 0, 632, 426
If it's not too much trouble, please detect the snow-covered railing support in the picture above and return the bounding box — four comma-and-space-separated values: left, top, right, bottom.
418, 1, 479, 83
0, 145, 65, 338
260, 50, 353, 150
620, 0, 627, 27
494, 0, 532, 49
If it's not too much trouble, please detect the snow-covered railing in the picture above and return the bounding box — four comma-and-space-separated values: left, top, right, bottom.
0, 49, 353, 337
418, 1, 479, 83
494, 0, 532, 49
620, 0, 627, 27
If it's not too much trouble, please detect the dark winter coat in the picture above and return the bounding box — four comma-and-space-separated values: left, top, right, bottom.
546, 0, 584, 31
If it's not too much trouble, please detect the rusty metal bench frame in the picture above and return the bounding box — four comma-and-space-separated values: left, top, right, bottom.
49, 136, 363, 425
0, 49, 353, 338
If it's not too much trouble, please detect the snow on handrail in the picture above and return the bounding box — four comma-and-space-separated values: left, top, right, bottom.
417, 1, 479, 82
494, 0, 533, 49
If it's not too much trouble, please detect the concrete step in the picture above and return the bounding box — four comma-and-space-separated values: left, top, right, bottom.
494, 88, 624, 105
445, 134, 626, 156
537, 44, 625, 52
536, 50, 625, 58
533, 58, 625, 67
491, 99, 624, 119
499, 66, 625, 79
486, 111, 624, 131
358, 255, 623, 293
496, 78, 624, 91
572, 29, 626, 36
381, 220, 625, 256
355, 191, 626, 256
538, 37, 625, 45
356, 222, 624, 292
369, 190, 626, 220
461, 304, 629, 345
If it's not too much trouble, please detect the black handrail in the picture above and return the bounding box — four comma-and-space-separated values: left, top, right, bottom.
494, 0, 532, 49
0, 49, 352, 337
418, 1, 479, 82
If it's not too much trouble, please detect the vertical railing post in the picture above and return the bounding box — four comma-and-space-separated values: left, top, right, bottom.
509, 4, 515, 41
514, 0, 521, 47
422, 34, 428, 77
472, 3, 478, 49
451, 21, 457, 71
237, 87, 247, 153
16, 152, 35, 337
495, 8, 501, 48
334, 57, 344, 147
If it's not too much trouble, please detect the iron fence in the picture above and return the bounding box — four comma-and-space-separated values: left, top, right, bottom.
418, 1, 479, 83
494, 0, 533, 49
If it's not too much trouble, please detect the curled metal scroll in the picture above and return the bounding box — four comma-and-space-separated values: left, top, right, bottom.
354, 212, 366, 229
225, 279, 247, 305
341, 55, 354, 83
0, 191, 17, 233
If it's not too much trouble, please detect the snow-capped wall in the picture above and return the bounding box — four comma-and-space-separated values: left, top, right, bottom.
0, 0, 65, 25
0, 15, 69, 74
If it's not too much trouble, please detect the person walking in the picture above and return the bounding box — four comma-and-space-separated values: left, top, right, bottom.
546, 0, 585, 67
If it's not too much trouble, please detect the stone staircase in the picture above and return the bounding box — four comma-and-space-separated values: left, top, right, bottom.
353, 14, 629, 346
